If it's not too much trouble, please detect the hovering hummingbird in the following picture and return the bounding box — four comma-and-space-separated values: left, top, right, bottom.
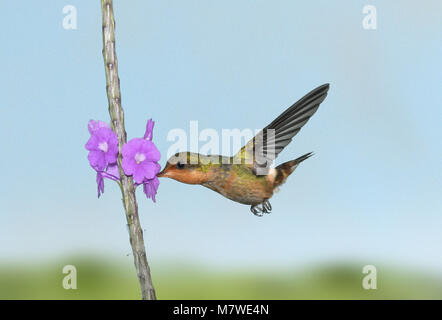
158, 84, 330, 216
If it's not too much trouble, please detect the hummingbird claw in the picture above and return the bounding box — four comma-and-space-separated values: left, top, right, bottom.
262, 199, 272, 213
251, 200, 272, 216
250, 205, 263, 217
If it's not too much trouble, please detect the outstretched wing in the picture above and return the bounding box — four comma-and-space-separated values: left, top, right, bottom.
234, 84, 330, 174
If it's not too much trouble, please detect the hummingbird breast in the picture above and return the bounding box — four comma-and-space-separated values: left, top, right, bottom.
203, 164, 274, 205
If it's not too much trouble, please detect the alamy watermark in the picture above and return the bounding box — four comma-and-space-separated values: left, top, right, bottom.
165, 121, 275, 175
362, 265, 377, 290
62, 5, 77, 30
362, 5, 377, 30
62, 265, 77, 289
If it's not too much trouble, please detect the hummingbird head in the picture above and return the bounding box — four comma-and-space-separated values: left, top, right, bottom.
157, 152, 211, 184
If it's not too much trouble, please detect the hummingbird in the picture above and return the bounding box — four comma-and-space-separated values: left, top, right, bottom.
157, 84, 330, 216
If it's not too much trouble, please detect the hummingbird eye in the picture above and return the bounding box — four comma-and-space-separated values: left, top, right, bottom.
176, 161, 185, 169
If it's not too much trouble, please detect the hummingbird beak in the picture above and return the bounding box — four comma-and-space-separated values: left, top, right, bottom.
157, 167, 167, 178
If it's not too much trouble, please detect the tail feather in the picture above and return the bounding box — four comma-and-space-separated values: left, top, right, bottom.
274, 152, 313, 187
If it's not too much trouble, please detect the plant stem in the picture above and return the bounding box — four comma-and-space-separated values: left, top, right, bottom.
100, 0, 156, 300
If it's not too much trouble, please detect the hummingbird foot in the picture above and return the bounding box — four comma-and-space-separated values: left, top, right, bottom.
250, 200, 272, 216
262, 199, 272, 213
250, 204, 264, 217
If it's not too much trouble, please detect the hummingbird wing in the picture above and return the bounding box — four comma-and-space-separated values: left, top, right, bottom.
233, 83, 330, 175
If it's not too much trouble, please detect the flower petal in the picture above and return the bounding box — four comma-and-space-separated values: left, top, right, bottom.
143, 176, 160, 202
122, 156, 136, 175
88, 150, 106, 171
122, 139, 143, 163
85, 134, 99, 151
139, 161, 161, 180
143, 119, 154, 141
105, 150, 118, 164
133, 166, 147, 184
96, 172, 105, 198
140, 140, 161, 162
88, 120, 109, 134
107, 135, 119, 155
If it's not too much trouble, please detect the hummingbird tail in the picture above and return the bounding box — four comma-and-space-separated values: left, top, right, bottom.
274, 152, 313, 187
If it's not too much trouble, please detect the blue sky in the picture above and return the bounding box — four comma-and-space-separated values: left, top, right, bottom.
0, 1, 441, 273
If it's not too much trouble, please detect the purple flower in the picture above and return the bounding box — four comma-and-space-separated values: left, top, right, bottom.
85, 120, 118, 171
122, 138, 161, 184
87, 118, 161, 202
142, 176, 160, 202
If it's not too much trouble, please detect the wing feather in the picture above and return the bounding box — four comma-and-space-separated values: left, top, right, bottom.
234, 84, 330, 174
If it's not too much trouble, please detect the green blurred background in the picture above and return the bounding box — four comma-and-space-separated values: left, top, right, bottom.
1, 255, 441, 299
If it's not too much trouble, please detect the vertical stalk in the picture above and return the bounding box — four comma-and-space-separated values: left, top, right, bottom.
100, 0, 156, 300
